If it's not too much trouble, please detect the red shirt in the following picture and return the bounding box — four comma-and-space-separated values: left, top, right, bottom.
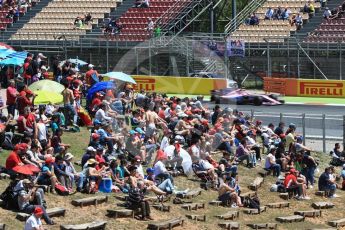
6, 86, 17, 105
284, 174, 297, 188
158, 109, 165, 119
25, 113, 35, 129
17, 115, 25, 133
17, 91, 32, 115
23, 62, 31, 79
6, 151, 22, 169
95, 154, 106, 164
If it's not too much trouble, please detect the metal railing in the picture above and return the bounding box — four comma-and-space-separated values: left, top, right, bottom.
224, 0, 266, 34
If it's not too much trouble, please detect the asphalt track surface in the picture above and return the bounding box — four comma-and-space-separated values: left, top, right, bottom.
208, 103, 345, 140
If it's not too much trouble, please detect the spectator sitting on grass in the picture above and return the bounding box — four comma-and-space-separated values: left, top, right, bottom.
218, 175, 243, 207
18, 180, 54, 225
318, 167, 338, 198
265, 148, 281, 177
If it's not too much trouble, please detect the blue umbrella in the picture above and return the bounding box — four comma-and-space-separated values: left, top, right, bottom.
7, 51, 28, 59
103, 72, 136, 84
0, 57, 25, 66
0, 49, 16, 58
87, 81, 116, 101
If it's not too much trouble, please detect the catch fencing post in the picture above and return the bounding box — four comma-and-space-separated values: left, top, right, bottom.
279, 113, 283, 123
251, 109, 254, 120
302, 113, 306, 146
343, 115, 345, 148
322, 114, 326, 153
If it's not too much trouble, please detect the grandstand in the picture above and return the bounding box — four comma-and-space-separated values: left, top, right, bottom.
0, 0, 344, 80
227, 0, 321, 43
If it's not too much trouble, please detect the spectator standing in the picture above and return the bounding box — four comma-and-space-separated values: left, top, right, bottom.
6, 79, 18, 117
61, 80, 78, 127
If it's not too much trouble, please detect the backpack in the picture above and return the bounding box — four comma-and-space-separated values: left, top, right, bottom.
243, 196, 260, 211
55, 184, 69, 196
0, 182, 21, 210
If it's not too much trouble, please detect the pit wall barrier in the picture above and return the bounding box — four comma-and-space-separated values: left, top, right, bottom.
264, 78, 345, 98
131, 75, 228, 95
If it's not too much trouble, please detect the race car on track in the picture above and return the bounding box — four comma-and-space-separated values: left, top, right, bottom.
210, 88, 284, 106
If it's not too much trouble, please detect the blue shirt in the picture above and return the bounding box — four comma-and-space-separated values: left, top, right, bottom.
97, 129, 109, 143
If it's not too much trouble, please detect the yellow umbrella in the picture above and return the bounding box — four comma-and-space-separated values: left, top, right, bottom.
33, 90, 63, 105
29, 80, 65, 93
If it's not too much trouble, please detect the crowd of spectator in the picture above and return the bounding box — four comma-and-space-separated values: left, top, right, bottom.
0, 50, 345, 227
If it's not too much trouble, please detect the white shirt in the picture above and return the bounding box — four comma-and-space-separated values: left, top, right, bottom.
24, 214, 42, 230
262, 132, 270, 146
37, 122, 47, 141
24, 215, 42, 230
246, 136, 256, 146
265, 153, 276, 169
265, 127, 275, 136
160, 136, 169, 151
95, 109, 112, 122
153, 160, 167, 177
190, 145, 200, 161
164, 145, 175, 159
136, 164, 144, 178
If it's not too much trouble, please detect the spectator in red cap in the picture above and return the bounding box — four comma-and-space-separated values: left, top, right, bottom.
89, 133, 101, 149
5, 143, 28, 173
24, 206, 44, 230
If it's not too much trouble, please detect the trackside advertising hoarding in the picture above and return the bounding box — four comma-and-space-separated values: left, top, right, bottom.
264, 78, 345, 98
131, 75, 227, 95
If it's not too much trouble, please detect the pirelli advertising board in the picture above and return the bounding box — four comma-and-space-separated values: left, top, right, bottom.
131, 75, 227, 95
297, 80, 344, 97
264, 78, 345, 98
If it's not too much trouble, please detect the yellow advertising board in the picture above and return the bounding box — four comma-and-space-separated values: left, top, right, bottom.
131, 75, 227, 95
297, 79, 345, 98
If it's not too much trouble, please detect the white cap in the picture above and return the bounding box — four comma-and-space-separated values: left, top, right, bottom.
41, 65, 47, 71
343, 164, 345, 168
87, 146, 96, 152
38, 53, 46, 58
88, 64, 94, 69
64, 153, 74, 160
